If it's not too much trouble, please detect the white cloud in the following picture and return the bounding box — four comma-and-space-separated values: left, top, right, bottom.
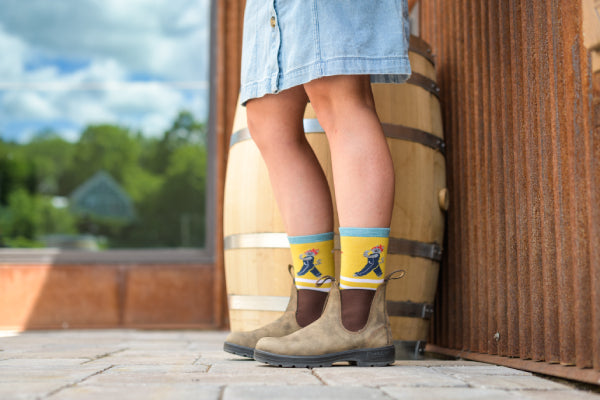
0, 84, 205, 141
0, 0, 210, 81
0, 0, 210, 142
0, 25, 28, 79
67, 59, 128, 84
0, 90, 56, 119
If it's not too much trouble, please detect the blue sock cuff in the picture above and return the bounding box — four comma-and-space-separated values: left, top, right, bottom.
288, 232, 334, 244
339, 227, 390, 238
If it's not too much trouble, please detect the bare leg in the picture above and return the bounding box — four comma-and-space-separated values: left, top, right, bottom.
304, 75, 395, 331
303, 75, 394, 228
246, 86, 333, 326
246, 86, 333, 236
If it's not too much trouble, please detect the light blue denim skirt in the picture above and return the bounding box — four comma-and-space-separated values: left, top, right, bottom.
240, 0, 412, 105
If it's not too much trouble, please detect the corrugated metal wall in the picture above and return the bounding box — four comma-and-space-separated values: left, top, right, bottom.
420, 0, 600, 384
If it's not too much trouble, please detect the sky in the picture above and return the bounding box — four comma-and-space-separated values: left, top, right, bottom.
0, 0, 211, 143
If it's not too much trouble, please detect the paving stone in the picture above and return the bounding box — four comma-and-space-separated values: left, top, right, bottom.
0, 363, 110, 383
98, 349, 200, 365
50, 383, 223, 400
392, 360, 490, 367
0, 330, 595, 400
0, 364, 113, 400
515, 390, 600, 399
195, 366, 322, 386
89, 356, 196, 366
381, 386, 520, 400
432, 365, 532, 376
207, 362, 287, 374
82, 364, 210, 384
0, 358, 87, 367
313, 365, 468, 388
0, 346, 128, 360
223, 385, 389, 400
462, 374, 573, 390
195, 350, 252, 362
0, 381, 69, 400
195, 358, 255, 368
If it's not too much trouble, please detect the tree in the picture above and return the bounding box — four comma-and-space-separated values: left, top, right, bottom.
0, 189, 75, 247
22, 130, 75, 195
0, 110, 208, 249
114, 143, 207, 248
149, 111, 207, 175
0, 140, 38, 206
61, 124, 141, 194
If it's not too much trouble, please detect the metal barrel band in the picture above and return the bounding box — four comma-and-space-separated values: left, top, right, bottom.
406, 72, 441, 99
223, 233, 289, 250
229, 119, 445, 154
228, 295, 290, 312
387, 237, 443, 262
337, 235, 443, 262
224, 233, 443, 263
408, 35, 435, 66
229, 127, 252, 147
386, 301, 434, 320
381, 123, 446, 154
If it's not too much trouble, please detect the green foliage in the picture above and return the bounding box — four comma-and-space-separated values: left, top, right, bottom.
152, 144, 207, 247
22, 130, 75, 195
0, 141, 38, 205
0, 189, 42, 240
0, 189, 75, 247
150, 111, 207, 175
0, 110, 208, 249
61, 124, 141, 194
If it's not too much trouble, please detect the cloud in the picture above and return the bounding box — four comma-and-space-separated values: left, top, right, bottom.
0, 84, 207, 142
1, 91, 54, 119
0, 0, 210, 142
0, 25, 28, 80
0, 0, 210, 80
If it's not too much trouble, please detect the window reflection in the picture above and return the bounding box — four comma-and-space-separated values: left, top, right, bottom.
0, 1, 210, 249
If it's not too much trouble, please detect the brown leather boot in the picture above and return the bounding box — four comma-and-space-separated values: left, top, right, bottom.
223, 281, 302, 358
253, 271, 405, 367
223, 265, 328, 358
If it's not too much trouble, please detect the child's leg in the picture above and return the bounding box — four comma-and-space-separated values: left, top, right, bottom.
246, 86, 335, 326
304, 75, 395, 331
246, 86, 333, 236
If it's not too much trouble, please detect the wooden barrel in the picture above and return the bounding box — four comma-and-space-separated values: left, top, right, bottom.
373, 36, 446, 359
223, 101, 335, 332
224, 36, 446, 359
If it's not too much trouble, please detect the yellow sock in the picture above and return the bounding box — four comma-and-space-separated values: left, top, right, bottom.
339, 227, 390, 290
289, 232, 335, 292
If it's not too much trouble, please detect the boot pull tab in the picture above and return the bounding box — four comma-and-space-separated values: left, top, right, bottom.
384, 269, 406, 282
287, 264, 295, 278
316, 275, 335, 287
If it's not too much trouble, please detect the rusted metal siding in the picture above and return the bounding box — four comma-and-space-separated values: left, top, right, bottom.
420, 0, 600, 384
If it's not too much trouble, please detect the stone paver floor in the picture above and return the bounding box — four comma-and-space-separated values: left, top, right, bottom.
0, 330, 598, 400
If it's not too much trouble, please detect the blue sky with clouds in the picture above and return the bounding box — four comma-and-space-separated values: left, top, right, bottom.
0, 0, 211, 143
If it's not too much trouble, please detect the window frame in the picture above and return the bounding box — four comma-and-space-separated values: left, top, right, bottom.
0, 0, 217, 265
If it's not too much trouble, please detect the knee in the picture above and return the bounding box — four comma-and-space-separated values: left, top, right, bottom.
245, 105, 268, 145
246, 109, 279, 155
246, 104, 306, 156
304, 76, 376, 134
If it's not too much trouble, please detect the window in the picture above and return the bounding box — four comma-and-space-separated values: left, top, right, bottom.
0, 0, 214, 262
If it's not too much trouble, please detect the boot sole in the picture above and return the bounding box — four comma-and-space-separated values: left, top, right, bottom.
254, 345, 395, 367
223, 342, 255, 359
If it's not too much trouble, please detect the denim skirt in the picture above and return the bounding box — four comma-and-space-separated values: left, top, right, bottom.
240, 0, 412, 105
